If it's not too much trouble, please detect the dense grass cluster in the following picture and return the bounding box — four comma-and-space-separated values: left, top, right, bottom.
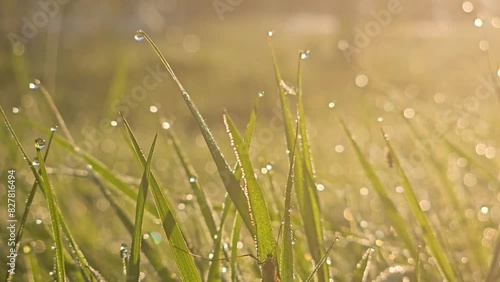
1, 29, 499, 282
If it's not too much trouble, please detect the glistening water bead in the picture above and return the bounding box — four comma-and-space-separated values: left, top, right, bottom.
134, 30, 145, 41
50, 125, 58, 132
34, 138, 46, 149
29, 79, 41, 90
300, 50, 311, 60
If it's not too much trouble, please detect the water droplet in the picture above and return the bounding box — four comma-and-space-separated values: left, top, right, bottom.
355, 74, 369, 88
189, 177, 196, 183
267, 30, 274, 37
474, 18, 483, 27
328, 102, 335, 108
377, 117, 384, 122
162, 122, 171, 130
317, 183, 325, 191
51, 244, 56, 250
29, 79, 40, 89
12, 107, 20, 114
258, 91, 265, 97
178, 203, 186, 210
134, 30, 145, 41
50, 125, 58, 132
110, 120, 118, 127
35, 219, 42, 224
32, 158, 40, 167
266, 164, 273, 170
479, 40, 489, 51
34, 138, 46, 149
186, 194, 193, 201
300, 50, 311, 60
334, 145, 344, 153
462, 1, 474, 13
86, 164, 93, 170
23, 245, 32, 254
149, 105, 158, 113
403, 108, 415, 119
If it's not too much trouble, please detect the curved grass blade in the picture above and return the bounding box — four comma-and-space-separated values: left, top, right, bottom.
268, 35, 328, 281
382, 130, 456, 282
127, 135, 158, 281
305, 238, 338, 282
223, 112, 274, 261
89, 170, 174, 280
351, 248, 374, 282
230, 214, 242, 282
336, 116, 418, 259
1, 107, 66, 281
207, 196, 233, 281
165, 128, 217, 237
120, 114, 201, 281
136, 30, 254, 236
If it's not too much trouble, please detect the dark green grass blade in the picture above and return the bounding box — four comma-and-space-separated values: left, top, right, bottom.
89, 170, 174, 280
25, 248, 42, 282
383, 131, 456, 281
120, 114, 201, 282
267, 35, 328, 280
336, 116, 418, 259
1, 107, 66, 281
224, 112, 274, 261
280, 123, 298, 281
127, 135, 158, 282
305, 238, 337, 282
165, 128, 217, 237
351, 248, 374, 282
207, 196, 233, 281
136, 30, 254, 236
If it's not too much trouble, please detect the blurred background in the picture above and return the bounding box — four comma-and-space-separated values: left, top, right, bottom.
1, 0, 500, 280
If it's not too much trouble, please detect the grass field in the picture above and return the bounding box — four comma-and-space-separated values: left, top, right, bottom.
1, 2, 500, 281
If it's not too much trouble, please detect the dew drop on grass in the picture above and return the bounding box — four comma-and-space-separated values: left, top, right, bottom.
35, 219, 42, 224
328, 102, 335, 108
23, 245, 32, 254
267, 30, 274, 37
119, 243, 128, 258
189, 177, 196, 183
50, 125, 58, 132
162, 122, 171, 130
34, 138, 46, 149
377, 117, 384, 122
258, 91, 265, 97
462, 1, 474, 13
29, 79, 40, 89
149, 105, 158, 113
134, 30, 145, 41
300, 50, 311, 60
474, 18, 483, 27
110, 120, 118, 127
12, 107, 20, 114
32, 157, 40, 167
355, 74, 368, 88
403, 108, 415, 119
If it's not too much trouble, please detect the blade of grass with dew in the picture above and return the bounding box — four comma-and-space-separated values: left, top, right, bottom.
127, 135, 157, 282
207, 196, 233, 281
136, 30, 254, 236
280, 123, 299, 281
230, 213, 242, 282
6, 125, 56, 281
89, 170, 174, 281
351, 248, 374, 282
223, 112, 274, 261
165, 128, 217, 237
383, 131, 456, 282
1, 106, 66, 281
120, 114, 201, 282
268, 34, 328, 280
304, 238, 338, 282
336, 116, 418, 259
403, 118, 488, 270
25, 248, 42, 282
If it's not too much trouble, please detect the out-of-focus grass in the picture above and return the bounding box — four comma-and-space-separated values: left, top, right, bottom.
1, 7, 500, 281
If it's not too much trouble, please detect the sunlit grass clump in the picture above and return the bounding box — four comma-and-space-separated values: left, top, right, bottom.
1, 29, 499, 282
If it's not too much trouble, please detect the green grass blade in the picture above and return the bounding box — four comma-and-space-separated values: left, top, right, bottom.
223, 112, 274, 261
485, 224, 500, 282
305, 238, 337, 282
120, 114, 201, 282
336, 116, 418, 259
351, 248, 374, 282
165, 128, 217, 236
383, 131, 456, 281
207, 196, 233, 281
1, 106, 66, 281
280, 124, 298, 281
136, 30, 254, 236
230, 214, 242, 282
267, 35, 328, 281
89, 170, 174, 280
127, 135, 158, 281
